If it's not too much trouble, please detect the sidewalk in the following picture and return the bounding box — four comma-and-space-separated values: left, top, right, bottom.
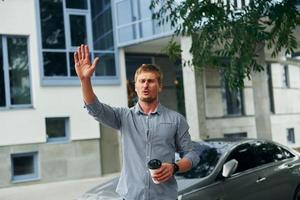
0, 173, 118, 200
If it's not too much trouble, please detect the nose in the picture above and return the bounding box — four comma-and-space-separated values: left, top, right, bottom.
143, 81, 149, 87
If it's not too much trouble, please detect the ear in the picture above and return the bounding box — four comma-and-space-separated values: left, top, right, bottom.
159, 84, 162, 92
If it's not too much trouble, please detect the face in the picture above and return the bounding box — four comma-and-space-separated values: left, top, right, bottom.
135, 71, 162, 103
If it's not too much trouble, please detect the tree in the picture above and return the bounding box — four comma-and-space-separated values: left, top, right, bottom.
150, 0, 300, 139
151, 0, 300, 89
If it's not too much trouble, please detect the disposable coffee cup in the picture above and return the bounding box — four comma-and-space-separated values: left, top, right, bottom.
148, 159, 162, 184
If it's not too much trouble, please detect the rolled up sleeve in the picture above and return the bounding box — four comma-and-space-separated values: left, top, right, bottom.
84, 97, 122, 130
175, 116, 200, 168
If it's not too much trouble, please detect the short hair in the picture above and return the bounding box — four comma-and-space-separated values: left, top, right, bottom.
134, 64, 163, 85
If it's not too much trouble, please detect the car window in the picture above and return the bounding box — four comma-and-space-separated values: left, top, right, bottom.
225, 143, 257, 174
177, 143, 221, 179
253, 141, 294, 165
280, 147, 295, 159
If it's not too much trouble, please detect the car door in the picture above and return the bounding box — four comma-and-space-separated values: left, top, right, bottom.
251, 141, 297, 200
181, 180, 224, 200
220, 142, 268, 200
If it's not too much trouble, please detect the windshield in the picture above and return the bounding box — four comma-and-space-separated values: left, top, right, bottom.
176, 141, 223, 179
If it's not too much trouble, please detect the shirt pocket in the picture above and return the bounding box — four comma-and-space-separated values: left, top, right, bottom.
154, 122, 176, 145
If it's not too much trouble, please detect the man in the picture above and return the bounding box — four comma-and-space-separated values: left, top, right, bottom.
74, 44, 199, 200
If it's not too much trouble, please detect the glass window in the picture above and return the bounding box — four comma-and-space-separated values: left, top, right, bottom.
0, 39, 5, 107
138, 0, 152, 19
267, 64, 275, 113
280, 146, 295, 159
253, 141, 287, 165
70, 15, 87, 47
176, 142, 221, 179
0, 36, 31, 108
40, 0, 66, 49
43, 52, 67, 76
116, 0, 134, 25
7, 37, 31, 105
66, 0, 87, 9
46, 117, 69, 142
282, 65, 290, 88
91, 4, 114, 50
140, 20, 153, 38
39, 0, 117, 82
11, 152, 39, 182
287, 128, 295, 144
94, 53, 116, 76
69, 52, 76, 77
222, 77, 244, 116
226, 143, 257, 174
118, 25, 136, 43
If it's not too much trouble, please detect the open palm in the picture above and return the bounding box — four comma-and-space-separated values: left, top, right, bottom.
74, 44, 99, 81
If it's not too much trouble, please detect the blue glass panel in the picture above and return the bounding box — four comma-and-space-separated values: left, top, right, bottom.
7, 37, 31, 105
91, 3, 114, 50
40, 0, 66, 49
118, 25, 136, 43
70, 15, 87, 47
94, 53, 116, 76
66, 0, 87, 9
43, 52, 67, 76
140, 20, 153, 38
116, 0, 134, 25
0, 38, 5, 107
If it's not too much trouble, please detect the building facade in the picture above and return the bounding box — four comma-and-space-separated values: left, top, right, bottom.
0, 0, 300, 188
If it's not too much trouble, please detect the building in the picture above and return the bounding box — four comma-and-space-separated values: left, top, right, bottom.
0, 0, 300, 188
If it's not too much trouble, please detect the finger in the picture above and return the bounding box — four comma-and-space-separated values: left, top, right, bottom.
157, 171, 172, 183
74, 52, 79, 65
77, 47, 82, 60
85, 45, 90, 61
80, 44, 85, 60
91, 57, 100, 71
153, 167, 168, 178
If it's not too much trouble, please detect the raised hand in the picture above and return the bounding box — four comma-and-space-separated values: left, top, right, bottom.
74, 44, 99, 81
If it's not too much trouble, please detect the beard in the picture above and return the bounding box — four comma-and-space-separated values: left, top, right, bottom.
139, 96, 157, 103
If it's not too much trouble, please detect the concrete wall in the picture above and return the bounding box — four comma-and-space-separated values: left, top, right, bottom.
0, 0, 127, 187
270, 63, 300, 147
0, 139, 101, 188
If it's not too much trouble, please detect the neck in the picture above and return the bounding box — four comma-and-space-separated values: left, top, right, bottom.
138, 100, 159, 114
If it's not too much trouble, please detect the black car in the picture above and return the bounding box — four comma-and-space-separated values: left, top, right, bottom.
78, 138, 300, 200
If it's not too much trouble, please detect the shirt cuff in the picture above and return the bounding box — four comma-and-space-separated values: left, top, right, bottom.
183, 151, 200, 168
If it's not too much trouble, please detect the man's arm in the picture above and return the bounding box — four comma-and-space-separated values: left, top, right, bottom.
74, 44, 99, 104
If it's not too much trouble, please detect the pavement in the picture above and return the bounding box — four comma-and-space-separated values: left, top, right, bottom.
0, 173, 119, 200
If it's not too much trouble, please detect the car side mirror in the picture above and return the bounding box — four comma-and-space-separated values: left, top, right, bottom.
222, 159, 238, 178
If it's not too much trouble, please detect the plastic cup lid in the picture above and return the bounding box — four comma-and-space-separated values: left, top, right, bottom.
147, 159, 162, 169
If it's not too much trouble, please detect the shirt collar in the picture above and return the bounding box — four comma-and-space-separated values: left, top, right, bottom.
134, 102, 162, 115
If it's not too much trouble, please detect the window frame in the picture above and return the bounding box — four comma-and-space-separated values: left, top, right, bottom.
11, 152, 40, 183
45, 117, 70, 143
113, 0, 173, 47
221, 74, 245, 117
0, 35, 33, 110
287, 128, 296, 144
282, 64, 290, 88
36, 0, 120, 86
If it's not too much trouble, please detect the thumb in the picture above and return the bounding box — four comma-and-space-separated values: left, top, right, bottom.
91, 57, 100, 69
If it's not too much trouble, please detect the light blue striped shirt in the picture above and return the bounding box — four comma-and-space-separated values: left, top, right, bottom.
85, 97, 199, 200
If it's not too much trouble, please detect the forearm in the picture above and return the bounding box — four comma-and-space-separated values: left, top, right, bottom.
81, 79, 96, 104
176, 157, 192, 173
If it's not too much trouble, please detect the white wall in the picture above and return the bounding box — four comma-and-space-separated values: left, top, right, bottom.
0, 0, 128, 146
